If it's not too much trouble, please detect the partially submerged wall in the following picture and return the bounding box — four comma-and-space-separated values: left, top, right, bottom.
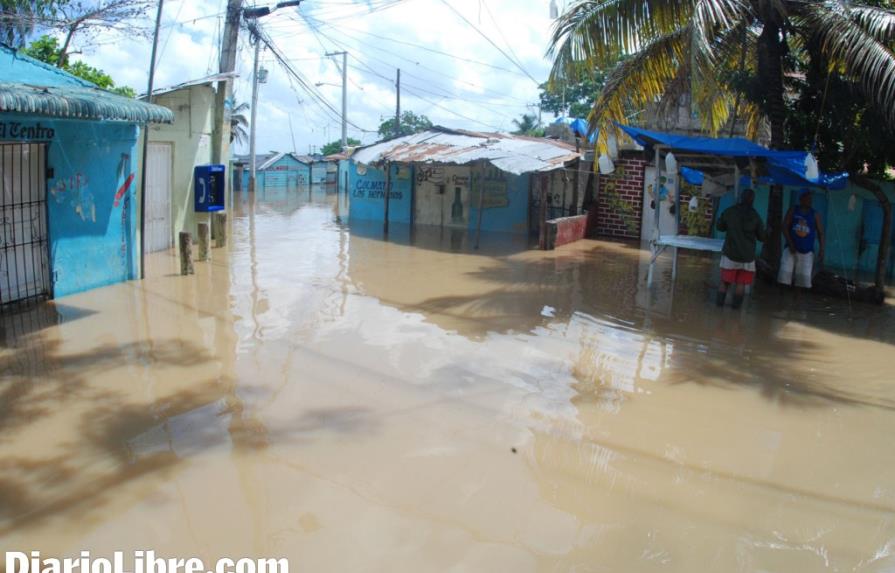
544, 214, 589, 250
146, 84, 214, 241
592, 154, 647, 239
347, 162, 413, 224
0, 115, 140, 298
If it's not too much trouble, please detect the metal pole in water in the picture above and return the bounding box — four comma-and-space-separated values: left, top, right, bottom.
384, 162, 391, 235
248, 29, 261, 194
139, 0, 165, 279
475, 163, 485, 250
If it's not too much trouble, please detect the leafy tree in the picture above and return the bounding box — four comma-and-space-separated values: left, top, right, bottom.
511, 113, 544, 137
50, 0, 151, 67
549, 0, 895, 272
321, 137, 361, 156
377, 111, 432, 139
0, 0, 64, 47
539, 69, 608, 119
23, 35, 135, 97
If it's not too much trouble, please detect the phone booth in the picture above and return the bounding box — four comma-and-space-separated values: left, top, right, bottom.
195, 164, 226, 212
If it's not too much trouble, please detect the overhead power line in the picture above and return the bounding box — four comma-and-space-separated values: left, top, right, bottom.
252, 21, 376, 133
436, 0, 540, 85
306, 21, 531, 79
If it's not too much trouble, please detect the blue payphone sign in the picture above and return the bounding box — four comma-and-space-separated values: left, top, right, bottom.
195, 164, 226, 212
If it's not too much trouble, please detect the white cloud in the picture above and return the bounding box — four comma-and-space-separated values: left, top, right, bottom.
74, 0, 562, 153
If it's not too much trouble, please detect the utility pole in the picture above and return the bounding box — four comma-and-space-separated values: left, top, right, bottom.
341, 52, 347, 149
138, 0, 164, 279
213, 0, 242, 167
289, 115, 297, 155
243, 1, 303, 193
395, 68, 401, 138
325, 51, 348, 150
248, 26, 261, 193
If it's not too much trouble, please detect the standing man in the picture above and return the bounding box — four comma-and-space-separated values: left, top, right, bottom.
778, 189, 825, 290
716, 188, 767, 309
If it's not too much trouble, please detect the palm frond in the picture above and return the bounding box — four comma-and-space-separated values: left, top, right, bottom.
548, 0, 700, 84
589, 26, 691, 150
802, 1, 895, 129
850, 4, 895, 44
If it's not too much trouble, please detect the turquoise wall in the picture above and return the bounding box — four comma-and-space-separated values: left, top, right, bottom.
1, 46, 143, 299
713, 181, 895, 277
468, 165, 530, 234
240, 155, 310, 190
0, 115, 141, 298
338, 159, 350, 194
347, 162, 413, 224
311, 162, 328, 184
345, 160, 532, 234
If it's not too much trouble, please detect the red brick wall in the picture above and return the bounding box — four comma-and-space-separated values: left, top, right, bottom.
545, 214, 588, 249
592, 154, 647, 239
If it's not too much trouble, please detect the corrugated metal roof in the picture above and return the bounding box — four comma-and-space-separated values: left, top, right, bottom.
351, 127, 581, 175
0, 82, 174, 123
144, 72, 239, 98
257, 152, 313, 170
232, 152, 314, 170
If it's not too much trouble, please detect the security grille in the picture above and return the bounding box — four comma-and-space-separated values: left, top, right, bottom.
0, 143, 51, 307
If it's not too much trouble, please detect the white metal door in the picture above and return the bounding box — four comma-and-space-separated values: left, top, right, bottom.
0, 143, 50, 306
145, 142, 173, 253
641, 166, 678, 242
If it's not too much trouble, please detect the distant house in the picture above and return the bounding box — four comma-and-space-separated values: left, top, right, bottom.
139, 72, 235, 252
347, 127, 585, 241
0, 43, 172, 305
309, 156, 328, 185
232, 152, 311, 191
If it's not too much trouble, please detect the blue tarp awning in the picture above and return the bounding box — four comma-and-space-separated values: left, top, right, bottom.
618, 124, 849, 190
554, 116, 597, 143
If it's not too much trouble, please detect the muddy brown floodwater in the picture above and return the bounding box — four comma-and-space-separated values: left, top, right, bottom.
3, 188, 895, 572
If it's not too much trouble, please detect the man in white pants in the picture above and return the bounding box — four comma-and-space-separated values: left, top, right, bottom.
778, 189, 825, 290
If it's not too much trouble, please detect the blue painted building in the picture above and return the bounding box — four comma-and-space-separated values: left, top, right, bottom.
310, 158, 329, 185
0, 45, 173, 305
714, 181, 895, 278
234, 152, 311, 191
346, 128, 583, 236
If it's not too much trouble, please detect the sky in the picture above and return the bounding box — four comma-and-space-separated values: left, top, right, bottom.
65, 0, 569, 155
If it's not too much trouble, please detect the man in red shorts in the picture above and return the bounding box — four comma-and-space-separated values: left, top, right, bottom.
716, 188, 767, 309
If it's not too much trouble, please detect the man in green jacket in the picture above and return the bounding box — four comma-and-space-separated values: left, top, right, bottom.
716, 188, 767, 309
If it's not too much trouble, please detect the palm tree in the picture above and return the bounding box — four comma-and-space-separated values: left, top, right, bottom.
549, 0, 895, 273
230, 95, 250, 145
1, 0, 60, 47
512, 113, 543, 136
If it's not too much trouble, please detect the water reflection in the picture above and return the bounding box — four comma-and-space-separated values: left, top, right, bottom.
1, 190, 894, 571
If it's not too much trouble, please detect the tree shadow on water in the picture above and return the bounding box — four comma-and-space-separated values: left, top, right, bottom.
0, 332, 379, 536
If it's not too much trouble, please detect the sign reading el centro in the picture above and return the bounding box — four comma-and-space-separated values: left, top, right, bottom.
0, 122, 56, 140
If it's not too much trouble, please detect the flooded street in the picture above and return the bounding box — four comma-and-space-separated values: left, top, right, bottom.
3, 188, 895, 572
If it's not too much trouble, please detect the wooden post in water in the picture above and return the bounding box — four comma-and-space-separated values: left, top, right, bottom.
474, 164, 485, 250
571, 139, 581, 216
197, 222, 210, 261
383, 162, 391, 235
179, 232, 194, 276
214, 212, 227, 248
538, 174, 548, 249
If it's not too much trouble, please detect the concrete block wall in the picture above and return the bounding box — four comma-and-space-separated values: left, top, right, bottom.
593, 154, 647, 239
